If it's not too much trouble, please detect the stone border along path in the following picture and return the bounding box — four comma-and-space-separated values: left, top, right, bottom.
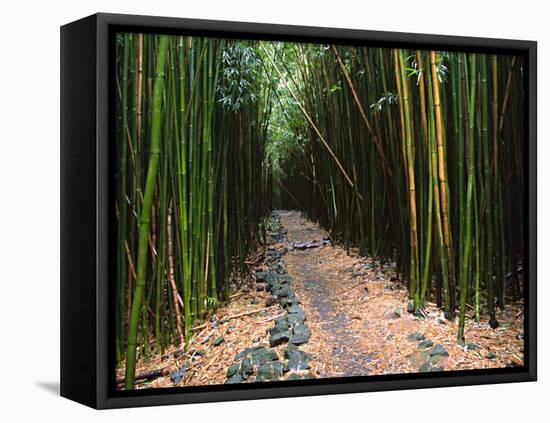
225, 211, 315, 383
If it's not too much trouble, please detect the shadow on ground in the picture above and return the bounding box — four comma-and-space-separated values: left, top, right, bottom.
36, 381, 60, 396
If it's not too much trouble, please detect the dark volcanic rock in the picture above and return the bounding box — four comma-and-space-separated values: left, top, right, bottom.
408, 332, 426, 342
289, 324, 311, 345
170, 363, 188, 385
486, 352, 497, 360
286, 313, 305, 327
255, 282, 267, 292
250, 347, 279, 365
265, 295, 278, 307
255, 362, 284, 382
225, 374, 243, 384
226, 363, 240, 378
286, 349, 311, 371
383, 306, 402, 319
273, 285, 294, 298
430, 345, 449, 357
269, 329, 290, 347
287, 304, 306, 320
418, 339, 434, 349
279, 295, 298, 308
255, 271, 268, 282
213, 336, 225, 346
285, 373, 303, 381
235, 346, 262, 360
418, 361, 432, 373
240, 357, 254, 380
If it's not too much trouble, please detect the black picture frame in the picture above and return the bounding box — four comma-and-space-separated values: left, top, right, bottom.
60, 12, 537, 409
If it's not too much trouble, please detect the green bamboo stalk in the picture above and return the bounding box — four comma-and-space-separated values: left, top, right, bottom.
124, 35, 169, 390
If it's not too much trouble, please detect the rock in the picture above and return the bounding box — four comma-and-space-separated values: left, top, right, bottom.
225, 374, 243, 384
285, 373, 303, 381
213, 336, 225, 346
256, 282, 267, 292
489, 319, 500, 329
279, 295, 297, 308
286, 349, 311, 371
265, 295, 278, 307
266, 272, 280, 286
269, 282, 283, 294
293, 242, 307, 250
269, 329, 290, 347
226, 363, 240, 378
407, 300, 415, 313
275, 316, 290, 327
235, 346, 262, 360
289, 324, 311, 345
466, 343, 478, 350
170, 363, 188, 385
409, 351, 430, 369
306, 241, 320, 249
255, 272, 268, 282
273, 285, 293, 298
287, 304, 306, 320
284, 343, 299, 358
276, 267, 286, 275
418, 339, 434, 349
383, 306, 402, 319
250, 347, 279, 365
240, 357, 254, 380
486, 352, 497, 360
430, 345, 449, 357
189, 348, 207, 358
419, 361, 432, 373
255, 362, 284, 382
408, 332, 425, 342
352, 272, 367, 278
286, 313, 305, 327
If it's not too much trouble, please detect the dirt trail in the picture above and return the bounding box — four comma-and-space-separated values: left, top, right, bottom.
279, 210, 524, 378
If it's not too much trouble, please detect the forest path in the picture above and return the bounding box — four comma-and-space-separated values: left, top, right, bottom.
279, 210, 454, 377
278, 210, 406, 377
279, 211, 376, 377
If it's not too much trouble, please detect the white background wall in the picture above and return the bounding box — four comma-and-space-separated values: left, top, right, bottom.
1, 0, 546, 420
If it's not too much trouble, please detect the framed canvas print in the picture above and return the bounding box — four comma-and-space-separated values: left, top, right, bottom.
60, 12, 537, 409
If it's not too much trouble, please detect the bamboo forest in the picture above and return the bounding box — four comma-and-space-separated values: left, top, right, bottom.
114, 32, 525, 390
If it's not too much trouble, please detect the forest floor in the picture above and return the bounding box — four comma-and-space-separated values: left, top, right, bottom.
119, 210, 524, 389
